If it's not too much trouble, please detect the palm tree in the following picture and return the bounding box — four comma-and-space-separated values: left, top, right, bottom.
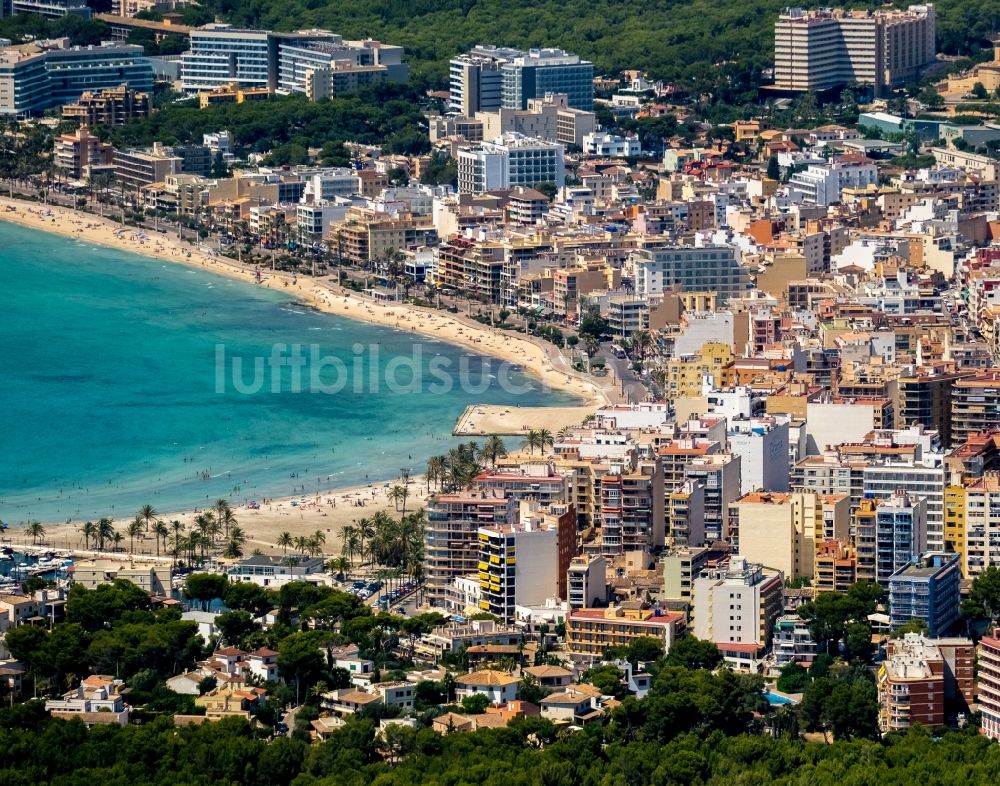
327, 556, 351, 579
97, 518, 115, 551
370, 510, 398, 566
426, 455, 447, 491
188, 531, 207, 564
228, 526, 248, 553
304, 536, 323, 557
388, 485, 405, 511
170, 520, 184, 568
340, 524, 360, 564
195, 512, 219, 548
127, 516, 144, 554
538, 428, 554, 456
309, 529, 326, 557
223, 536, 245, 560
26, 521, 45, 545
359, 517, 377, 564
556, 426, 572, 441
111, 531, 124, 552
277, 531, 293, 554
481, 435, 507, 467
521, 429, 542, 455
153, 520, 168, 557
79, 520, 96, 550
215, 499, 236, 539
138, 504, 158, 536
630, 329, 653, 361
294, 535, 308, 555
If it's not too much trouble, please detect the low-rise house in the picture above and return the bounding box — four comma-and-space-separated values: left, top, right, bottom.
431, 712, 476, 734
204, 646, 246, 677
539, 683, 603, 724
0, 660, 25, 696
247, 647, 279, 682
0, 594, 38, 629
522, 664, 574, 688
454, 669, 520, 705
72, 560, 170, 595
226, 555, 326, 588
321, 687, 382, 716
181, 610, 220, 641
310, 715, 346, 740
415, 620, 524, 662
466, 643, 525, 667
166, 671, 205, 695
195, 684, 266, 720
45, 675, 129, 726
372, 681, 415, 711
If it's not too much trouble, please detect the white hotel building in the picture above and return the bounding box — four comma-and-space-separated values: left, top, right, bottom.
457, 133, 564, 194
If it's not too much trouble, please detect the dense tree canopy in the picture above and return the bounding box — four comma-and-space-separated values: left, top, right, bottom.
106, 86, 430, 157
0, 688, 992, 786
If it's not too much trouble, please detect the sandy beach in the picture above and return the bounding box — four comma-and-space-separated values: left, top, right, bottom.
14, 474, 434, 559
0, 195, 611, 548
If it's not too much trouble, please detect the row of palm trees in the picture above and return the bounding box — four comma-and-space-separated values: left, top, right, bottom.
75, 499, 245, 561
275, 530, 327, 558
521, 429, 555, 455
425, 437, 508, 493
339, 508, 425, 588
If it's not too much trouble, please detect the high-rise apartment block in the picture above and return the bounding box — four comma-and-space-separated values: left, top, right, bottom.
476, 501, 575, 622
978, 631, 1000, 740
692, 556, 783, 671
878, 633, 974, 733
631, 246, 752, 304
874, 491, 928, 584
0, 40, 152, 115
731, 491, 849, 580
449, 45, 593, 115
53, 126, 114, 180
888, 552, 960, 637
179, 26, 406, 95
567, 555, 606, 610
424, 492, 515, 605
951, 371, 1000, 448
773, 5, 936, 97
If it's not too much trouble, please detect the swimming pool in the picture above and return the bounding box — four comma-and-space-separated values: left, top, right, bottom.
763, 691, 796, 705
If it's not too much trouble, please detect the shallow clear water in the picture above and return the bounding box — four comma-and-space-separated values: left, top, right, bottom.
0, 221, 576, 524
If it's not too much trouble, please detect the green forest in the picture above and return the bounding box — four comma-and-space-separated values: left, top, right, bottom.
102, 86, 432, 164
1, 683, 999, 786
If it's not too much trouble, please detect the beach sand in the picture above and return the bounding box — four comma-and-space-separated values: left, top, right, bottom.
454, 404, 596, 436
0, 195, 612, 548
15, 475, 437, 559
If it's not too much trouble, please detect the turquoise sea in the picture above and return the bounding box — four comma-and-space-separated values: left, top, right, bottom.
0, 221, 576, 524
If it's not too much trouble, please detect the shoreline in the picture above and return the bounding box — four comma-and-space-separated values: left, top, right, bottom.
7, 474, 432, 559
0, 196, 611, 408
0, 194, 610, 540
